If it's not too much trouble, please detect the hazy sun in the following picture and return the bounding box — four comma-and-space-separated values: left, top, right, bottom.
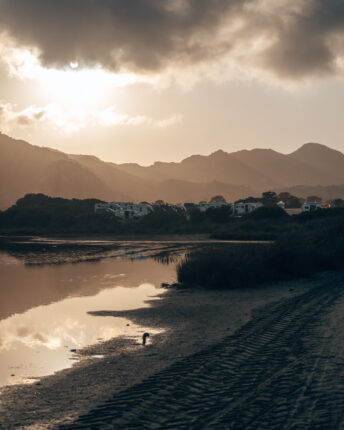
41, 67, 136, 106
2, 45, 140, 107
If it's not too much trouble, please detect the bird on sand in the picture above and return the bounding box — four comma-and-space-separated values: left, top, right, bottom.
142, 332, 150, 345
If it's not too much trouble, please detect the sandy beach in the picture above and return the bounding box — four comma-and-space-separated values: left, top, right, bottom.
2, 265, 341, 428
61, 273, 344, 429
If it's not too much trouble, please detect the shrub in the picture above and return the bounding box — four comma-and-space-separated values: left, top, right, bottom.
245, 206, 288, 220
177, 244, 270, 289
177, 215, 344, 289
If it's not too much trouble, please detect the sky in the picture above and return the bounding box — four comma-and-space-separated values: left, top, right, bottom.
1, 0, 344, 165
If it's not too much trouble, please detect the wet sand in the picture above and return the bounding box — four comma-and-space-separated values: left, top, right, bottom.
0, 271, 330, 429
60, 272, 344, 430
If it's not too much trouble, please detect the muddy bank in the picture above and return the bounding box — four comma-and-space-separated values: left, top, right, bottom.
62, 272, 344, 430
0, 273, 318, 429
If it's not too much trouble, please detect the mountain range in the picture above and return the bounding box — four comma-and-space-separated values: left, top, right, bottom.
1, 131, 344, 209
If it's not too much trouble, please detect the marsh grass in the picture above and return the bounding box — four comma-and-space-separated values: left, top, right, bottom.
177, 217, 344, 288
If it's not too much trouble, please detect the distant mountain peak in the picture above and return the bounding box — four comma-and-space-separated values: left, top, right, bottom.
211, 149, 227, 156
2, 132, 344, 209
292, 142, 343, 155
300, 142, 323, 148
234, 147, 280, 155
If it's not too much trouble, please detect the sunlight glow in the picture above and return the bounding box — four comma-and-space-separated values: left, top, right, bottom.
41, 68, 135, 105
0, 39, 179, 135
0, 43, 142, 106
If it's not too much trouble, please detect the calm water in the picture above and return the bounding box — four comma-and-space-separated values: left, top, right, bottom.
0, 243, 181, 388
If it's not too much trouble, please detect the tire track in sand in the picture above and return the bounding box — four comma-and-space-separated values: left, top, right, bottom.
60, 282, 344, 429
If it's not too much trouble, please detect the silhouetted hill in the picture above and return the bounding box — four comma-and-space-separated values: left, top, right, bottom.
118, 143, 344, 190
120, 150, 271, 188
289, 142, 344, 183
0, 133, 251, 208
274, 184, 344, 201
2, 132, 344, 209
232, 148, 338, 187
0, 133, 132, 208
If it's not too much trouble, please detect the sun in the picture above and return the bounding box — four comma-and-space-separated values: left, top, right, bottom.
2, 46, 139, 107
41, 67, 136, 106
40, 66, 138, 107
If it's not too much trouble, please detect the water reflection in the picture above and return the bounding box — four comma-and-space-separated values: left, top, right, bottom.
0, 239, 190, 266
0, 247, 179, 387
0, 252, 178, 320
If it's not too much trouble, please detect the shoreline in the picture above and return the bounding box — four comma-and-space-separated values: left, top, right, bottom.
0, 233, 274, 246
0, 272, 321, 429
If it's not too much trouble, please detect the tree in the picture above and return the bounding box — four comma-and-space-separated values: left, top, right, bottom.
184, 203, 197, 211
278, 192, 302, 208
188, 207, 205, 223
306, 195, 322, 204
247, 206, 288, 220
209, 195, 226, 203
235, 196, 261, 204
154, 199, 165, 206
205, 206, 231, 223
262, 191, 278, 207
331, 198, 344, 208
278, 192, 291, 201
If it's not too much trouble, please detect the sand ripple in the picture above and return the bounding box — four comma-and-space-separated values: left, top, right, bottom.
60, 281, 344, 429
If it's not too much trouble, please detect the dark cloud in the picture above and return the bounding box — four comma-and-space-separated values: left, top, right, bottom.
0, 0, 344, 79
260, 0, 344, 78
0, 0, 236, 72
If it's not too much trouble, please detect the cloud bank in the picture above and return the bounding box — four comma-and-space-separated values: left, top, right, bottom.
0, 0, 344, 81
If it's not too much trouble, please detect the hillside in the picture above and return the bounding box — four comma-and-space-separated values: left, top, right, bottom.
0, 133, 132, 209
2, 132, 344, 209
0, 133, 251, 209
118, 143, 344, 189
274, 184, 344, 200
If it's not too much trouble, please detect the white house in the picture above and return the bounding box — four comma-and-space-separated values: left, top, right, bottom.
199, 201, 229, 212
277, 201, 286, 210
171, 204, 186, 212
95, 202, 152, 219
233, 202, 263, 216
302, 202, 322, 212
94, 203, 113, 214
111, 202, 153, 219
136, 202, 153, 216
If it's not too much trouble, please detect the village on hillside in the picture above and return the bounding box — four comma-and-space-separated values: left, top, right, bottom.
94, 191, 330, 220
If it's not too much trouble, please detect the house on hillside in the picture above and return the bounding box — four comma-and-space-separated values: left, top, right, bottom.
277, 201, 286, 210
199, 201, 229, 212
94, 203, 112, 214
302, 202, 322, 212
171, 204, 187, 212
94, 202, 153, 219
137, 202, 153, 216
233, 202, 263, 216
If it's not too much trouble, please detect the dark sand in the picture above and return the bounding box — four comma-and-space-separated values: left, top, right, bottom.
60, 273, 344, 429
2, 270, 342, 428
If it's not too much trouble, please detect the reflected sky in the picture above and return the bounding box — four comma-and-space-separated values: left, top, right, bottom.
0, 247, 179, 319
0, 248, 178, 387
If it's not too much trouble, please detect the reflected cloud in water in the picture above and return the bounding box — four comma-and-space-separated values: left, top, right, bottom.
0, 245, 179, 387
